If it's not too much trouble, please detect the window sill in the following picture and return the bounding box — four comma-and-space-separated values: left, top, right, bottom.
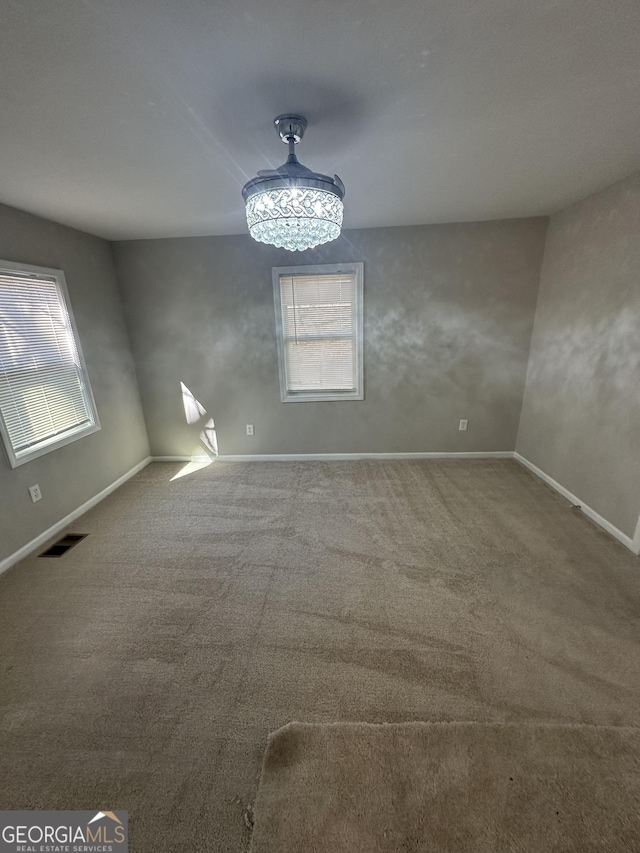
281, 390, 364, 403
5, 422, 101, 468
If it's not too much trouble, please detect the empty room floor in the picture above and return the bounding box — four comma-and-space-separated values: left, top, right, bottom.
1, 459, 639, 851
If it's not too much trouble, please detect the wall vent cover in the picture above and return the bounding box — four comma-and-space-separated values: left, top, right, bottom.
39, 533, 87, 558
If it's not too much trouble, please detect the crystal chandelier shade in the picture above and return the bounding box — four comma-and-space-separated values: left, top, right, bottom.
245, 187, 343, 252
242, 115, 345, 252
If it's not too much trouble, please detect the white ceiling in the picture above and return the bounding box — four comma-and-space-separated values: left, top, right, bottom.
1, 0, 639, 240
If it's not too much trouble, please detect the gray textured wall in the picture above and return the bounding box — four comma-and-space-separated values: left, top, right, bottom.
517, 172, 640, 537
113, 218, 547, 458
0, 204, 150, 564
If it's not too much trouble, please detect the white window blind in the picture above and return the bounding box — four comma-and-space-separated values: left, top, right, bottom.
0, 263, 99, 467
273, 263, 363, 402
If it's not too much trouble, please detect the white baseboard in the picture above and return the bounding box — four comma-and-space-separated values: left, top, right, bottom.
0, 456, 152, 576
153, 451, 514, 463
514, 452, 638, 555
633, 515, 640, 556
151, 456, 198, 462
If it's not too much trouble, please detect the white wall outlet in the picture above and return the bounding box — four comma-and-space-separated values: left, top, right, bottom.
246, 424, 255, 436
458, 419, 468, 431
29, 484, 42, 503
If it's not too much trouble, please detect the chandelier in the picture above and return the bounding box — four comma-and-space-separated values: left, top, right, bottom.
242, 115, 345, 252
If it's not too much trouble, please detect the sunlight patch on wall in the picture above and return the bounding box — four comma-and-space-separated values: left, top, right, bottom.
200, 417, 218, 455
172, 382, 219, 480
181, 381, 207, 424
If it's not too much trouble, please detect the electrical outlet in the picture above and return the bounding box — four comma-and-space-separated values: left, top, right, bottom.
458, 419, 468, 431
246, 424, 255, 436
29, 484, 42, 503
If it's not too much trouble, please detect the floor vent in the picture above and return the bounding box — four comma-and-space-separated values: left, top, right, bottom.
39, 533, 88, 558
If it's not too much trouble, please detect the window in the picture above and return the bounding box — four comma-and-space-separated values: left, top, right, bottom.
0, 260, 100, 468
273, 263, 364, 402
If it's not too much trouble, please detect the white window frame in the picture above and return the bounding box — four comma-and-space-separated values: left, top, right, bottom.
272, 262, 364, 403
0, 260, 100, 468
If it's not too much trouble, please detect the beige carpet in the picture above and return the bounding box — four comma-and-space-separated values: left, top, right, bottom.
250, 721, 640, 852
251, 723, 640, 853
1, 460, 640, 852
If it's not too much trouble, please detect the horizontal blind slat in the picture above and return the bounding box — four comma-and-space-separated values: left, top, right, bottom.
280, 271, 358, 393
